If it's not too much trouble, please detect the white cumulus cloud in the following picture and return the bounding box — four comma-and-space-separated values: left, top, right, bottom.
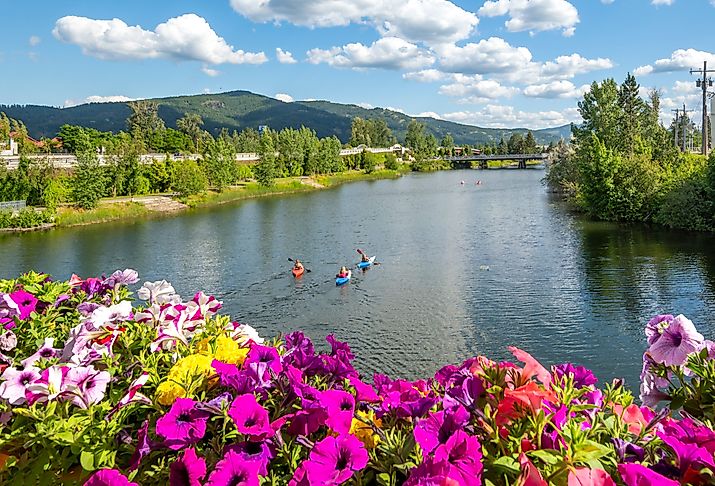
437, 37, 533, 75
402, 69, 448, 83
439, 74, 520, 103
478, 0, 579, 36
53, 14, 267, 66
634, 48, 715, 76
63, 95, 135, 108
275, 93, 294, 103
307, 37, 435, 70
523, 80, 589, 98
276, 47, 298, 64
29, 36, 41, 46
652, 0, 674, 5
442, 105, 581, 129
230, 0, 478, 45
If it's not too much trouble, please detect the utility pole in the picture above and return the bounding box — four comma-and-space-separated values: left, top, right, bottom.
690, 61, 714, 156
675, 104, 694, 152
671, 107, 680, 149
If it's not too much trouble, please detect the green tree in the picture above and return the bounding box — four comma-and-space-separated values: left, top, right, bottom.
350, 117, 371, 147
618, 73, 645, 155
255, 133, 277, 186
367, 119, 395, 147
507, 133, 525, 154
171, 160, 208, 196
127, 101, 165, 151
203, 138, 236, 191
524, 131, 538, 153
177, 113, 204, 152
440, 134, 455, 156
72, 151, 106, 209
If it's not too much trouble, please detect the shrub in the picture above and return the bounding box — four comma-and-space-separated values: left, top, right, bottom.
384, 153, 399, 170
171, 160, 208, 197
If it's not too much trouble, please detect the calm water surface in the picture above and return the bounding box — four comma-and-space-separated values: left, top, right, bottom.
2, 169, 715, 387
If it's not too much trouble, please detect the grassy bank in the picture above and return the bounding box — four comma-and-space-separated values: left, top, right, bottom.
314, 168, 405, 186
55, 202, 150, 227
185, 179, 315, 208
12, 169, 406, 231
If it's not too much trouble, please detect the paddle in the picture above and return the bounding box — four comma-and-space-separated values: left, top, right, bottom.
356, 249, 381, 267
287, 257, 311, 273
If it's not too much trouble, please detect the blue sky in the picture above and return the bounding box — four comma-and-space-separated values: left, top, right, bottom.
1, 0, 713, 129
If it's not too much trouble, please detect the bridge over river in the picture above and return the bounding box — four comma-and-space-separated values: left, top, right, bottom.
443, 153, 549, 169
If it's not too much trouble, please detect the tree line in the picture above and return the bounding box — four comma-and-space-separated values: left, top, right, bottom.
546, 73, 715, 231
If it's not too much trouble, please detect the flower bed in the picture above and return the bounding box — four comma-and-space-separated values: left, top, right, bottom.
0, 270, 714, 485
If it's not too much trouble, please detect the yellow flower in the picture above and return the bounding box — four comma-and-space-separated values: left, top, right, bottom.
168, 354, 213, 382
350, 410, 382, 449
155, 381, 186, 406
213, 336, 249, 365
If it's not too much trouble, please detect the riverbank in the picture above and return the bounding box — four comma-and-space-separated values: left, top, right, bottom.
8, 168, 405, 232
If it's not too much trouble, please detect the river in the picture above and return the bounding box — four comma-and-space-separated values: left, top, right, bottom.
2, 169, 715, 388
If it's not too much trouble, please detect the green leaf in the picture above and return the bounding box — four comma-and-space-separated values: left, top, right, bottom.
490, 455, 521, 474
529, 449, 562, 466
80, 450, 95, 471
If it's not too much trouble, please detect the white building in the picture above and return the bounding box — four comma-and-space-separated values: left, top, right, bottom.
0, 138, 18, 156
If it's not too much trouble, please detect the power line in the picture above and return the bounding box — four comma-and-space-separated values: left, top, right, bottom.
690, 61, 715, 156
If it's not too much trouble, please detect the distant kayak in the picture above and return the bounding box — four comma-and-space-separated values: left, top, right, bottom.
357, 256, 376, 269
335, 270, 351, 286
292, 267, 304, 278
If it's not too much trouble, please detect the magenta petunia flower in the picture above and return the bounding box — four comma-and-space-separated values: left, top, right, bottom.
156, 398, 209, 450
376, 375, 437, 419
617, 463, 679, 486
212, 360, 255, 394
319, 389, 355, 435
170, 447, 207, 486
553, 363, 598, 388
8, 289, 38, 320
207, 449, 260, 486
229, 393, 273, 438
245, 344, 282, 376
648, 315, 704, 366
404, 458, 451, 486
433, 430, 483, 485
284, 331, 316, 370
347, 376, 379, 402
414, 406, 470, 458
304, 434, 368, 484
227, 440, 275, 476
0, 366, 41, 405
83, 469, 138, 486
645, 314, 675, 345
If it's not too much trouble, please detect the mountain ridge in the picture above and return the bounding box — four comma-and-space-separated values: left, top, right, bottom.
0, 90, 572, 145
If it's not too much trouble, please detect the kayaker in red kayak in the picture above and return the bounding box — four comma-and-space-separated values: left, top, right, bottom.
292, 259, 304, 277
336, 266, 349, 278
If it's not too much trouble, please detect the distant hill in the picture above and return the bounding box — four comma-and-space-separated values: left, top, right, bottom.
0, 90, 572, 145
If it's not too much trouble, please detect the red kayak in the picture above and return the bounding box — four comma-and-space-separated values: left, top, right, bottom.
292, 267, 304, 278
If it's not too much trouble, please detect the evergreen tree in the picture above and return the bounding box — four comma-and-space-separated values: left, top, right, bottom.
617, 73, 645, 155
177, 113, 204, 152
127, 101, 165, 151
524, 131, 538, 153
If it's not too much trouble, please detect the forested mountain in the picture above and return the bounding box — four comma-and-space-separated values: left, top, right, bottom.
0, 90, 571, 145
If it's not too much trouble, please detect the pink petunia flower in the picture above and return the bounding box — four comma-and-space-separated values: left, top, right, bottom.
648, 315, 704, 366
0, 366, 41, 405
